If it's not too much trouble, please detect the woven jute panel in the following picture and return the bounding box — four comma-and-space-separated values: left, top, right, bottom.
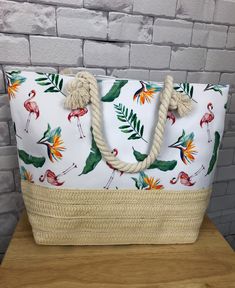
21, 181, 212, 245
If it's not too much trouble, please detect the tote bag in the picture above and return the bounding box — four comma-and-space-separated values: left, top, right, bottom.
5, 70, 229, 245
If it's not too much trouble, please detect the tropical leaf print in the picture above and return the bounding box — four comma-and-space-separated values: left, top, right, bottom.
79, 129, 102, 175
101, 80, 128, 102
206, 131, 221, 175
114, 103, 147, 143
37, 124, 65, 162
131, 171, 148, 190
169, 130, 197, 165
35, 73, 65, 95
204, 84, 226, 95
18, 149, 45, 168
174, 83, 197, 103
132, 148, 177, 171
132, 171, 164, 190
20, 166, 34, 183
133, 81, 161, 105
5, 71, 26, 99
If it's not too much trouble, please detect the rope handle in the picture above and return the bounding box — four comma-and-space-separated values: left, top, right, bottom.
62, 71, 193, 173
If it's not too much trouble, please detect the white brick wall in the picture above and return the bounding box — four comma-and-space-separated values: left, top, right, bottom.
57, 8, 107, 39
0, 0, 235, 262
153, 19, 193, 45
109, 13, 153, 43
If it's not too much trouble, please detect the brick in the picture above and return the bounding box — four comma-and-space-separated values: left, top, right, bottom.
220, 210, 235, 223
30, 36, 82, 66
14, 168, 21, 192
0, 94, 11, 121
216, 165, 235, 181
206, 50, 235, 72
0, 146, 18, 170
0, 34, 30, 64
0, 171, 14, 193
227, 180, 235, 194
84, 41, 129, 68
3, 65, 58, 74
225, 235, 235, 250
130, 44, 171, 69
0, 0, 56, 35
84, 0, 133, 12
214, 0, 235, 25
192, 23, 227, 48
208, 194, 235, 211
28, 0, 82, 6
0, 213, 17, 236
0, 192, 24, 214
109, 69, 149, 81
0, 122, 9, 146
230, 221, 235, 233
215, 222, 231, 235
0, 236, 11, 254
8, 120, 16, 146
227, 27, 235, 49
133, 0, 177, 17
150, 70, 187, 83
176, 0, 215, 22
207, 211, 222, 219
229, 94, 235, 113
220, 73, 235, 88
57, 8, 107, 40
225, 114, 235, 132
170, 47, 206, 70
212, 182, 228, 197
187, 72, 220, 84
153, 19, 192, 46
222, 135, 235, 149
59, 67, 106, 76
217, 149, 234, 166
109, 13, 152, 43
0, 69, 5, 93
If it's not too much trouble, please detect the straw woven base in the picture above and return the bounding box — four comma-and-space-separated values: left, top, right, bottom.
21, 180, 212, 245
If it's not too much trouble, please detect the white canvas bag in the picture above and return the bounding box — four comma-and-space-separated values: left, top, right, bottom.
5, 70, 229, 245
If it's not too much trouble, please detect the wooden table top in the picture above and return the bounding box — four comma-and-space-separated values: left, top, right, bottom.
1, 211, 235, 288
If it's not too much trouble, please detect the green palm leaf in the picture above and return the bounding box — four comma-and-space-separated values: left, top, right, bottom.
35, 73, 65, 96
114, 103, 147, 143
204, 84, 226, 95
132, 147, 177, 171
206, 131, 221, 175
79, 129, 102, 175
174, 82, 197, 103
101, 80, 128, 102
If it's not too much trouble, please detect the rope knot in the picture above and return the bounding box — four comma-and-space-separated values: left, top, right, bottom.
64, 71, 96, 109
169, 90, 193, 117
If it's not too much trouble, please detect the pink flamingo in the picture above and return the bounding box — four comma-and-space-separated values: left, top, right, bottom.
200, 103, 214, 143
170, 165, 205, 186
68, 108, 88, 139
167, 111, 176, 125
24, 90, 39, 133
39, 163, 77, 186
104, 149, 124, 189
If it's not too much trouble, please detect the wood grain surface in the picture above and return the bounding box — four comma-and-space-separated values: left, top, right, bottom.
1, 211, 235, 288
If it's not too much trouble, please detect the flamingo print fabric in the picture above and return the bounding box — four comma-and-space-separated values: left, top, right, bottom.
6, 71, 229, 191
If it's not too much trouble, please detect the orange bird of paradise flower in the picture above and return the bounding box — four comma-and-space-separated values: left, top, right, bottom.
169, 130, 197, 164
37, 124, 65, 162
20, 166, 34, 183
144, 176, 164, 190
133, 81, 161, 105
6, 71, 26, 99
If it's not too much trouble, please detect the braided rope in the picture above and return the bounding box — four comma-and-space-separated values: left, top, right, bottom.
64, 71, 192, 173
